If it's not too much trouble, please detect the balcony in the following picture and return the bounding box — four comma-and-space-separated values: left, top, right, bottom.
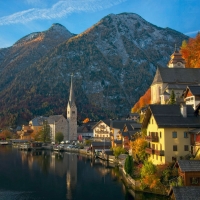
145, 147, 155, 154
154, 149, 165, 156
145, 135, 159, 142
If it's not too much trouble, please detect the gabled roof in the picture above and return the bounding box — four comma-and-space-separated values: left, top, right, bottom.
151, 67, 200, 86
30, 116, 48, 126
92, 120, 111, 129
91, 141, 111, 147
47, 115, 65, 124
171, 186, 200, 200
142, 104, 200, 128
184, 85, 200, 98
177, 160, 200, 172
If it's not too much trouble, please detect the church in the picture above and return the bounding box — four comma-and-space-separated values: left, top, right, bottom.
151, 48, 200, 105
27, 75, 77, 143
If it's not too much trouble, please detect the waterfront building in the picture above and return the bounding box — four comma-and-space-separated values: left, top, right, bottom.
142, 104, 200, 165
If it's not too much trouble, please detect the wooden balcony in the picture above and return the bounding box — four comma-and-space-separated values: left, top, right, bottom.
154, 149, 165, 156
145, 135, 159, 142
145, 147, 155, 154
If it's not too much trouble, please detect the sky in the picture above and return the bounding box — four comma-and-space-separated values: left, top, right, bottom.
0, 0, 200, 48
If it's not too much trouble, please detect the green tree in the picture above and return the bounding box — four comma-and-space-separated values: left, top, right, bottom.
141, 161, 157, 178
113, 146, 126, 158
55, 132, 64, 143
124, 155, 134, 176
38, 120, 50, 143
169, 89, 176, 104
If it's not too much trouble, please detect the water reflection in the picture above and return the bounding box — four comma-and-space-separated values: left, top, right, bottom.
0, 146, 169, 200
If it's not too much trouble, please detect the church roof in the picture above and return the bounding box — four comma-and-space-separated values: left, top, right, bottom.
168, 49, 186, 66
47, 115, 64, 124
152, 67, 200, 86
68, 75, 76, 107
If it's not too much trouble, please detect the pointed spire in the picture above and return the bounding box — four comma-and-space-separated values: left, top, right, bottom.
68, 73, 75, 107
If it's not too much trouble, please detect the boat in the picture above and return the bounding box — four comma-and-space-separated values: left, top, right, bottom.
19, 144, 31, 151
53, 144, 65, 152
0, 141, 9, 145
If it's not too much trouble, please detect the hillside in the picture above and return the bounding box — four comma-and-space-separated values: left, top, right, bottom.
0, 13, 189, 127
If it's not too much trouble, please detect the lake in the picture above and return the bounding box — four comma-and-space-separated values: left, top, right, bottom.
0, 145, 169, 200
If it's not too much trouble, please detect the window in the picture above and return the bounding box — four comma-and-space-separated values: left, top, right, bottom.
160, 132, 162, 138
184, 132, 188, 138
172, 132, 177, 138
173, 145, 177, 151
190, 177, 199, 185
72, 111, 75, 114
184, 145, 189, 151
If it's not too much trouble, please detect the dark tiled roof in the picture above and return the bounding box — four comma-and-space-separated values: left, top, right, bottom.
114, 140, 122, 144
47, 115, 64, 124
187, 85, 200, 96
91, 142, 111, 147
177, 160, 200, 172
172, 186, 200, 200
142, 104, 200, 128
92, 120, 111, 129
188, 128, 200, 134
30, 116, 48, 126
152, 67, 200, 85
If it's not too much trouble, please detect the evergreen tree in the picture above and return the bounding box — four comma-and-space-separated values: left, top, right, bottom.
124, 155, 134, 176
38, 120, 51, 143
55, 132, 64, 143
169, 90, 176, 104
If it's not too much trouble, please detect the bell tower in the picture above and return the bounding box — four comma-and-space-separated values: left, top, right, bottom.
67, 74, 77, 141
168, 45, 186, 68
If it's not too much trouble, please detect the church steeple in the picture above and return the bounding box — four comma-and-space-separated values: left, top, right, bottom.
68, 74, 76, 107
168, 45, 186, 68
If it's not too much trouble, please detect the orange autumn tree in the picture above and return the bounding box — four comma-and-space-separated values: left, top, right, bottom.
131, 88, 151, 113
181, 33, 200, 68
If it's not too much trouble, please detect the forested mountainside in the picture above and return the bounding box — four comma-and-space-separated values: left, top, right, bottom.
0, 13, 189, 127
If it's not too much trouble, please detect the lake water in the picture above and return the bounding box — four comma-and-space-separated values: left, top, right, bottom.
0, 145, 169, 200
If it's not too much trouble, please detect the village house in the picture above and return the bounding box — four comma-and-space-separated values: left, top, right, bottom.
183, 85, 200, 110
175, 160, 200, 186
142, 104, 200, 165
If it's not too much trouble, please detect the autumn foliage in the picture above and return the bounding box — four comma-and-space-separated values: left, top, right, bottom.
131, 88, 151, 113
181, 33, 200, 68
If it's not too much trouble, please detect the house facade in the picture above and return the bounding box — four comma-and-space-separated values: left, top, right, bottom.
142, 104, 200, 165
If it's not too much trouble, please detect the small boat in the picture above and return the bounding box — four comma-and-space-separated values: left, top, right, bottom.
19, 144, 31, 151
53, 144, 65, 152
0, 141, 9, 145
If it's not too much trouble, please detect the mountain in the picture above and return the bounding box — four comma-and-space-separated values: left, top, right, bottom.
0, 13, 189, 127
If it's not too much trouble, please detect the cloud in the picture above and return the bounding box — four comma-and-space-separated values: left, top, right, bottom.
184, 30, 200, 37
0, 0, 127, 26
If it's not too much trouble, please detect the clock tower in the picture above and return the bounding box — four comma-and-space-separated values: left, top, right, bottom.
67, 74, 77, 141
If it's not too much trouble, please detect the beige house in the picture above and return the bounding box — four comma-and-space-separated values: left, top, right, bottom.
151, 49, 200, 104
142, 104, 200, 165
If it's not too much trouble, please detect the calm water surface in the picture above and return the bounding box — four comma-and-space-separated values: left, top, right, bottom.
0, 146, 168, 200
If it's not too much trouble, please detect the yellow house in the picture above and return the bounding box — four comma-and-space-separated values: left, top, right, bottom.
142, 104, 200, 165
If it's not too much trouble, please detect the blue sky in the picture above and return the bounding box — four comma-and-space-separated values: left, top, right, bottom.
0, 0, 200, 48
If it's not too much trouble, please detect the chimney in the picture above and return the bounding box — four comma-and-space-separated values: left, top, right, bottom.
180, 103, 187, 118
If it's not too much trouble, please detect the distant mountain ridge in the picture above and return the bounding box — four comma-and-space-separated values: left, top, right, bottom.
0, 13, 189, 127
